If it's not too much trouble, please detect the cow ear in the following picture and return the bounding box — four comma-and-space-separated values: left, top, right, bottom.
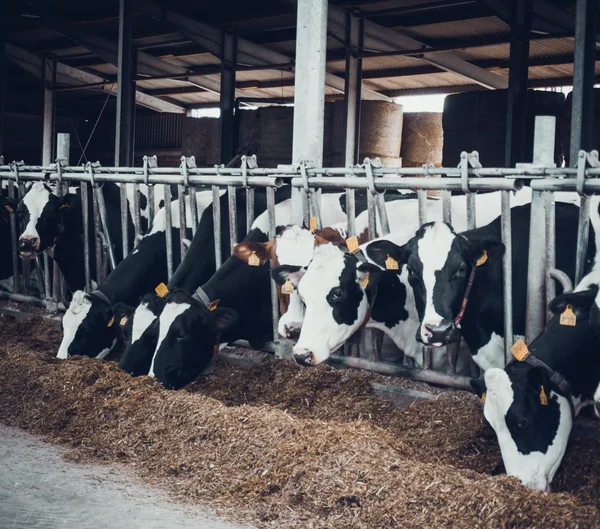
357, 262, 384, 305
314, 227, 346, 247
275, 225, 287, 236
527, 366, 551, 397
466, 238, 505, 268
206, 307, 238, 333
59, 192, 78, 212
271, 264, 306, 287
0, 197, 18, 215
549, 287, 598, 318
233, 240, 272, 265
365, 240, 407, 270
470, 376, 487, 398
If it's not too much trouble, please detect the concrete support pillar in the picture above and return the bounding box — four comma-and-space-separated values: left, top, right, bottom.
291, 0, 328, 224
42, 59, 55, 166
0, 40, 4, 157
569, 0, 597, 166
504, 0, 531, 167
219, 32, 237, 165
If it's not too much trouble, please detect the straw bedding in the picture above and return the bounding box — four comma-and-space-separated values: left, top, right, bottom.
1, 314, 600, 528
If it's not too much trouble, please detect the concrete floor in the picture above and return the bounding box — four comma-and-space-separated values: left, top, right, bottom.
0, 425, 251, 529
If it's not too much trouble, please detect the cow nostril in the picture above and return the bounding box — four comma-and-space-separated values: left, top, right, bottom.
285, 325, 300, 339
293, 350, 313, 366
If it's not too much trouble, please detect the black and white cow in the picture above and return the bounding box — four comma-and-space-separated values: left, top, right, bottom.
13, 181, 132, 294
0, 193, 15, 281
56, 191, 217, 359
365, 202, 592, 371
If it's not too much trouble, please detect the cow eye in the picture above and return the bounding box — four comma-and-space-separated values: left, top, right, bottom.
454, 263, 467, 279
330, 288, 343, 302
175, 332, 188, 342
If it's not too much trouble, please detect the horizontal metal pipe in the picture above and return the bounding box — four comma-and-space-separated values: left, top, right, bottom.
328, 356, 472, 390
290, 177, 524, 191
531, 179, 600, 193
0, 291, 48, 308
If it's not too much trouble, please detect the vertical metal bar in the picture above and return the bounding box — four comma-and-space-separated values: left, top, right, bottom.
245, 188, 255, 234
132, 183, 142, 244
95, 186, 117, 271
525, 190, 546, 342
442, 189, 452, 224
189, 186, 199, 236
466, 194, 476, 230
267, 186, 279, 344
575, 194, 590, 285
212, 186, 222, 269
35, 256, 45, 300
569, 0, 597, 166
219, 33, 237, 165
120, 184, 129, 258
501, 190, 513, 366
80, 182, 91, 293
343, 13, 363, 236
178, 185, 187, 261
43, 253, 51, 304
164, 184, 174, 281
7, 180, 19, 294
375, 193, 389, 235
147, 185, 154, 233
227, 185, 238, 252
42, 58, 55, 166
0, 39, 4, 156
545, 191, 556, 323
291, 0, 328, 225
92, 185, 105, 285
367, 192, 377, 240
56, 133, 70, 196
418, 190, 427, 226
18, 183, 31, 294
504, 0, 531, 167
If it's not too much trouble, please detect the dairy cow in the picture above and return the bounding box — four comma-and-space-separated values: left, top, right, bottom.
0, 194, 15, 281
56, 192, 218, 359
366, 202, 592, 370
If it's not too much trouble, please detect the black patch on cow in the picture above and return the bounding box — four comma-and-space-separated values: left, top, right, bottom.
339, 190, 420, 217
326, 254, 364, 326
139, 191, 148, 212
158, 199, 165, 209
65, 295, 115, 358
369, 271, 409, 328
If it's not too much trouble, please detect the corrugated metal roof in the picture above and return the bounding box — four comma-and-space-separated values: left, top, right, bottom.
398, 16, 510, 40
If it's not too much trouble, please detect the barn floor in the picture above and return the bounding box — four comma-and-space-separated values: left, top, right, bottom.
2, 309, 600, 528
0, 425, 251, 529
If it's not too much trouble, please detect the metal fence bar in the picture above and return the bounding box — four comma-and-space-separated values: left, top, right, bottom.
501, 190, 513, 366
189, 186, 199, 236
212, 185, 222, 269
132, 183, 142, 243
120, 183, 129, 258
164, 184, 174, 281
178, 185, 188, 261
442, 189, 452, 224
545, 191, 556, 322
7, 176, 20, 294
227, 185, 238, 252
95, 186, 117, 271
92, 183, 105, 286
80, 181, 91, 293
267, 186, 279, 346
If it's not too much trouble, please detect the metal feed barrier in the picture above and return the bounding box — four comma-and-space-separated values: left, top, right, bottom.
1, 136, 599, 391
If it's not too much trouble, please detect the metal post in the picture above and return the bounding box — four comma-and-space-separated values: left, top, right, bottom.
442, 190, 452, 224
501, 190, 513, 366
504, 0, 531, 167
291, 0, 328, 224
164, 184, 174, 281
0, 39, 4, 156
219, 32, 237, 165
92, 184, 105, 285
212, 186, 222, 269
80, 182, 91, 293
569, 0, 597, 166
178, 185, 187, 261
525, 117, 556, 342
7, 179, 19, 294
95, 186, 117, 271
267, 187, 280, 346
132, 183, 142, 244
42, 58, 55, 166
545, 191, 556, 322
343, 13, 363, 236
227, 186, 238, 252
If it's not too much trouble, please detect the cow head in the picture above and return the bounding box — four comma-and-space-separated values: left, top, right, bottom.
118, 292, 167, 377
471, 285, 600, 491
57, 290, 133, 359
147, 289, 238, 390
271, 243, 380, 366
234, 225, 347, 340
17, 182, 77, 258
368, 222, 504, 347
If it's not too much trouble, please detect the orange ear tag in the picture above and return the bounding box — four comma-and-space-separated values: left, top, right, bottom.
476, 250, 488, 267
107, 316, 115, 328
208, 299, 220, 311
360, 272, 370, 289
248, 251, 260, 267
385, 255, 399, 270
559, 305, 576, 327
4, 205, 13, 213
155, 283, 168, 298
119, 316, 128, 327
539, 386, 548, 406
481, 392, 486, 404
59, 204, 68, 210
310, 217, 317, 233
281, 278, 294, 295
511, 339, 529, 361
346, 236, 359, 253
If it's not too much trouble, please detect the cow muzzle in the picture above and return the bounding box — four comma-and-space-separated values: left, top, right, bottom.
284, 323, 301, 340
292, 348, 314, 366
19, 236, 40, 257
417, 319, 457, 347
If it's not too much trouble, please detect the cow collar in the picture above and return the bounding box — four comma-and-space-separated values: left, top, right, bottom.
192, 286, 212, 309
454, 266, 477, 327
90, 289, 111, 306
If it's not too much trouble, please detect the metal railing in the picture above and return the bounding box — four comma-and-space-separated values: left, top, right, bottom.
1, 143, 599, 391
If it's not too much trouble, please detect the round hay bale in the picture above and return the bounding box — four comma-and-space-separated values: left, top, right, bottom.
401, 112, 443, 167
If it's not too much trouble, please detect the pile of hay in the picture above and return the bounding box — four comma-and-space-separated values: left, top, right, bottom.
1, 315, 599, 528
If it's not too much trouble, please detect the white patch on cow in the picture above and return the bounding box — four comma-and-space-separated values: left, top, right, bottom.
278, 291, 305, 338
130, 302, 157, 343
21, 182, 53, 240
471, 332, 522, 371
95, 338, 117, 360
148, 302, 191, 378
293, 244, 369, 365
57, 291, 92, 359
483, 368, 572, 491
416, 222, 455, 341
149, 190, 222, 235
275, 225, 315, 267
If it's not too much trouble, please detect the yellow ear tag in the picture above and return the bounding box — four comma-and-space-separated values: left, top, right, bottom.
59, 204, 68, 210
155, 282, 168, 298
208, 299, 220, 311
360, 272, 370, 289
481, 392, 486, 404
281, 278, 294, 295
107, 316, 114, 327
540, 386, 548, 406
248, 251, 260, 267
559, 305, 577, 327
309, 216, 317, 233
476, 250, 488, 267
511, 339, 529, 361
346, 236, 359, 253
4, 205, 13, 213
385, 255, 399, 270
119, 316, 128, 327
